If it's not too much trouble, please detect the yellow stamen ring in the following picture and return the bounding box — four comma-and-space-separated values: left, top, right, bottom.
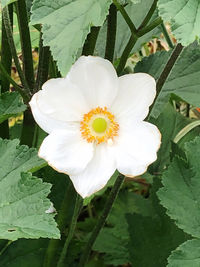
80, 107, 119, 144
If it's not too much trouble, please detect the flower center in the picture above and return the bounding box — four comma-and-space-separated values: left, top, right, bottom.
80, 107, 119, 144
92, 118, 107, 133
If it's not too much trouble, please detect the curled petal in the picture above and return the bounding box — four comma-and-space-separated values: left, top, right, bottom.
70, 145, 116, 198
39, 128, 94, 175
68, 56, 119, 109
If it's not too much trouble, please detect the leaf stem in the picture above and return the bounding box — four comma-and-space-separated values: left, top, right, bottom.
174, 120, 200, 143
105, 4, 117, 62
2, 6, 30, 94
57, 194, 83, 267
138, 0, 158, 30
35, 32, 50, 92
113, 0, 137, 35
137, 17, 162, 37
0, 4, 13, 139
160, 22, 174, 49
78, 174, 125, 267
0, 62, 30, 102
149, 43, 184, 117
82, 27, 100, 56
15, 0, 35, 90
117, 34, 138, 75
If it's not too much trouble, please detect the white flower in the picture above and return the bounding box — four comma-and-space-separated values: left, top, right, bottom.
30, 56, 161, 198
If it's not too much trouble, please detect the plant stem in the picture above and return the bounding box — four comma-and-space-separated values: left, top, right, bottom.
57, 194, 83, 267
113, 0, 137, 35
82, 27, 100, 56
174, 120, 200, 143
160, 22, 174, 49
0, 4, 13, 139
0, 241, 12, 256
117, 34, 138, 75
79, 174, 125, 267
0, 62, 29, 102
2, 6, 30, 93
105, 4, 117, 62
35, 32, 50, 92
15, 0, 35, 90
138, 0, 158, 30
137, 17, 162, 37
149, 43, 184, 117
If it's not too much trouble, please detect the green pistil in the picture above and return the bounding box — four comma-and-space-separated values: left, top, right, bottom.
92, 118, 107, 133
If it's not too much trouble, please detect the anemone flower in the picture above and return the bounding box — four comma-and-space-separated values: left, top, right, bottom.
30, 56, 161, 198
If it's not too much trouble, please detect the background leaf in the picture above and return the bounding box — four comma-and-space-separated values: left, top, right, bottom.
0, 139, 59, 240
135, 43, 200, 118
30, 0, 112, 75
158, 136, 200, 238
167, 239, 200, 267
158, 0, 200, 46
0, 92, 26, 124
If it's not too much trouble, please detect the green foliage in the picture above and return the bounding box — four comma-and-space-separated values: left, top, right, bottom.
135, 43, 200, 118
0, 139, 59, 240
158, 136, 200, 238
158, 0, 200, 46
167, 239, 200, 267
0, 239, 48, 266
97, 0, 161, 60
1, 0, 17, 8
126, 181, 188, 267
150, 103, 200, 172
0, 92, 26, 124
30, 0, 112, 75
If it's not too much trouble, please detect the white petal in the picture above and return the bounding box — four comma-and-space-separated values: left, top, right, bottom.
111, 73, 156, 122
68, 56, 119, 109
114, 121, 161, 177
70, 144, 116, 198
30, 77, 89, 125
39, 128, 94, 175
29, 93, 70, 134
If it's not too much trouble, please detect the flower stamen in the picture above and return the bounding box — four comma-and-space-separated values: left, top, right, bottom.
80, 107, 119, 144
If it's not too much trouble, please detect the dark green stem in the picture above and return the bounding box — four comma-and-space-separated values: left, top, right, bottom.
57, 194, 83, 267
0, 4, 13, 139
79, 174, 125, 267
138, 0, 158, 30
117, 34, 138, 75
137, 17, 162, 36
160, 22, 174, 49
20, 109, 36, 146
0, 62, 29, 102
113, 0, 137, 35
149, 43, 184, 117
15, 0, 35, 90
105, 4, 117, 62
82, 27, 100, 56
35, 32, 50, 92
2, 6, 30, 93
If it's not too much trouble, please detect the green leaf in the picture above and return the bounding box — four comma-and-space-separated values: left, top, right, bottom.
0, 239, 48, 266
0, 92, 26, 124
126, 180, 188, 267
0, 139, 59, 240
96, 0, 161, 60
1, 0, 17, 8
135, 43, 200, 118
30, 0, 112, 76
158, 136, 200, 238
158, 0, 200, 46
150, 103, 200, 172
93, 191, 153, 265
167, 239, 200, 267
